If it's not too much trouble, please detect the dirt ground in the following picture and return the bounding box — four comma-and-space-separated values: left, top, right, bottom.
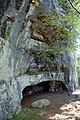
21, 91, 80, 120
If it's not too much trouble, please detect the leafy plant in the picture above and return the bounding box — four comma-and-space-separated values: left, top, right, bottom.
7, 108, 47, 120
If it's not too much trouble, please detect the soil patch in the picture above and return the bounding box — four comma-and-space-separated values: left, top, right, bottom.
21, 91, 80, 120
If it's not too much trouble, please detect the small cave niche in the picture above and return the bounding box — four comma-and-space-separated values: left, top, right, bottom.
21, 81, 50, 108
22, 81, 50, 97
21, 80, 70, 108
22, 80, 69, 99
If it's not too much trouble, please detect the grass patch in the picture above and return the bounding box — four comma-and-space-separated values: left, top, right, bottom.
7, 107, 47, 120
8, 109, 35, 120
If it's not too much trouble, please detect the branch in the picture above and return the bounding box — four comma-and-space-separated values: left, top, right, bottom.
67, 0, 80, 14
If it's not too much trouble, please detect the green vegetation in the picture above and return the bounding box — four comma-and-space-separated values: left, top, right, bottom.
8, 109, 35, 120
36, 0, 80, 53
8, 107, 48, 120
42, 12, 79, 51
27, 0, 80, 74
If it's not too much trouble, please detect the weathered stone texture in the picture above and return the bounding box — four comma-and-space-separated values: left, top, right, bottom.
0, 0, 78, 119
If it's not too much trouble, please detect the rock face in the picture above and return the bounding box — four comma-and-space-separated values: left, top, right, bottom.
0, 0, 78, 119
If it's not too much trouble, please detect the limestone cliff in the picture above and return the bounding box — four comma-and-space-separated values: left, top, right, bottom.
0, 0, 78, 119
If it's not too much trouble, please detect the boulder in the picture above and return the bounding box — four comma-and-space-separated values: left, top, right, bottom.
72, 89, 80, 100
31, 99, 50, 108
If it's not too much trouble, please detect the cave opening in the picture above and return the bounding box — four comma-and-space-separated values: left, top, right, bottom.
21, 80, 70, 108
22, 81, 50, 97
21, 81, 50, 108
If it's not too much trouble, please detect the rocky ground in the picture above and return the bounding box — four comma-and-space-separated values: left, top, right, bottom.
21, 91, 80, 120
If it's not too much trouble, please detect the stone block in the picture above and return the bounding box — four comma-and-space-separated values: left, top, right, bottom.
31, 99, 50, 108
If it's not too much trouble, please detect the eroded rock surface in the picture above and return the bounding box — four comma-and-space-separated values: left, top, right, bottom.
0, 0, 78, 119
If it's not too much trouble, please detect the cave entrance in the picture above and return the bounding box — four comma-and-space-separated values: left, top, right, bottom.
22, 81, 50, 97
21, 80, 69, 108
21, 81, 50, 108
